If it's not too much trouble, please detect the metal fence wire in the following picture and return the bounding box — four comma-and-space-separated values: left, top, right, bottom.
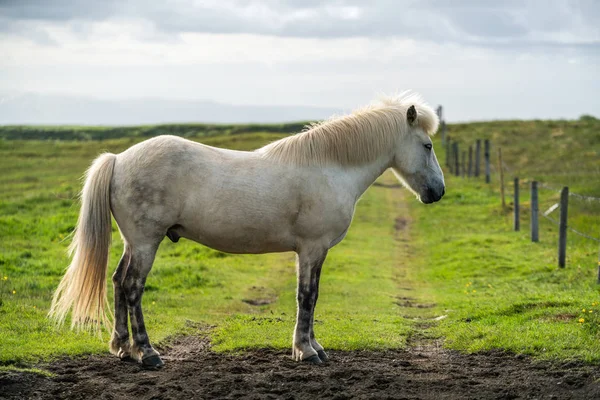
441, 118, 600, 273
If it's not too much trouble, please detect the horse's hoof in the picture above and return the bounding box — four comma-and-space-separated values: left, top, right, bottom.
119, 355, 136, 363
117, 348, 135, 362
317, 350, 329, 362
142, 355, 164, 369
303, 354, 322, 365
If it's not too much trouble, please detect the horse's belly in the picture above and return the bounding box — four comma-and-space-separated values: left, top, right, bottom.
177, 223, 295, 254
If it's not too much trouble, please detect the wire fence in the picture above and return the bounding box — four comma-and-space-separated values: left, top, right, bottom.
536, 183, 600, 243
537, 182, 600, 203
439, 115, 600, 277
540, 211, 600, 243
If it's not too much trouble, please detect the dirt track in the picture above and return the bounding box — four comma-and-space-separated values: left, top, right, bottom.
2, 335, 599, 400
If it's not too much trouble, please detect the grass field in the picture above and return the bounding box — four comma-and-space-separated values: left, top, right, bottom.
412, 177, 600, 361
415, 117, 600, 361
0, 117, 599, 367
0, 134, 411, 364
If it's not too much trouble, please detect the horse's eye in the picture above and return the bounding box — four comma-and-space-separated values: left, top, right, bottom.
424, 143, 432, 150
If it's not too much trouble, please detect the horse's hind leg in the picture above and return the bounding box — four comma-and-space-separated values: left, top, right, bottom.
109, 246, 132, 360
292, 245, 328, 364
122, 242, 163, 368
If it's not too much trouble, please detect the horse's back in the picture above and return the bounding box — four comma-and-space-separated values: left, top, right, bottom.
109, 135, 301, 251
109, 135, 354, 254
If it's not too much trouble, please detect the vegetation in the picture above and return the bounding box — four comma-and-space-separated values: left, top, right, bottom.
446, 118, 600, 195
0, 134, 409, 364
412, 177, 600, 362
0, 122, 308, 141
414, 118, 600, 361
0, 117, 598, 366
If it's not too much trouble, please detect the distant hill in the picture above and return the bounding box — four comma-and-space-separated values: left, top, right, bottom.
0, 122, 311, 141
0, 93, 341, 125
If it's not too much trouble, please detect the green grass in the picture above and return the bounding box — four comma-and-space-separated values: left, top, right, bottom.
0, 365, 55, 377
446, 116, 600, 195
0, 134, 410, 364
408, 117, 600, 362
0, 122, 308, 141
212, 180, 411, 352
1, 117, 599, 366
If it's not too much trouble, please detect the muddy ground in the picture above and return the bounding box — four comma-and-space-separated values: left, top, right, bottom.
2, 335, 599, 400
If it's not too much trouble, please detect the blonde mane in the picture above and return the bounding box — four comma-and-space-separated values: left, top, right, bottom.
260, 91, 439, 166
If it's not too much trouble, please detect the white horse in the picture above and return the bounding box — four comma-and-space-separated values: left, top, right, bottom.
49, 92, 445, 368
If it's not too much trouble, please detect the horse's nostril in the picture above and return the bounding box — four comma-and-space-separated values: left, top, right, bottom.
442, 188, 445, 196
427, 188, 436, 200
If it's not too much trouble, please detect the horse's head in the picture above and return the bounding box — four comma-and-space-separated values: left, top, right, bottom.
392, 105, 445, 204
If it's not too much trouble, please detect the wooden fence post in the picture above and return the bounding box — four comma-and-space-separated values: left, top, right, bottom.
514, 177, 520, 231
461, 151, 466, 177
468, 145, 473, 177
498, 148, 505, 209
475, 140, 481, 177
453, 142, 459, 177
558, 187, 569, 268
484, 139, 490, 183
446, 137, 451, 169
531, 181, 539, 242
441, 120, 447, 145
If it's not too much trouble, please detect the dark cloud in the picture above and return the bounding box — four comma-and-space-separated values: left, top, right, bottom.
0, 0, 120, 21
0, 0, 598, 49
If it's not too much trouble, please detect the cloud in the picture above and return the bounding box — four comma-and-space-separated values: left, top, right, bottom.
1, 29, 597, 119
0, 0, 598, 49
0, 0, 598, 122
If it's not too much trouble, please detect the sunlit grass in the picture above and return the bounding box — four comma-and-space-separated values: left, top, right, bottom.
1, 117, 598, 365
410, 169, 600, 361
0, 135, 410, 364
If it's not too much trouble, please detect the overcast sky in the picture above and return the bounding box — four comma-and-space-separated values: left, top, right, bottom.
1, 0, 599, 122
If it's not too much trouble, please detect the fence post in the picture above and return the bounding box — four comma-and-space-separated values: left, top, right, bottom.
498, 148, 505, 209
446, 136, 451, 170
484, 139, 490, 183
558, 187, 569, 268
514, 177, 520, 231
468, 145, 473, 177
461, 151, 466, 177
441, 120, 447, 145
475, 140, 481, 177
531, 181, 539, 242
453, 142, 459, 177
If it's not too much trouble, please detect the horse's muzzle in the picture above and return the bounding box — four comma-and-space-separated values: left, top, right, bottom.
421, 186, 445, 204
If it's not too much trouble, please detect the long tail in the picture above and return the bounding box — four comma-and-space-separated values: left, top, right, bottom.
49, 153, 117, 332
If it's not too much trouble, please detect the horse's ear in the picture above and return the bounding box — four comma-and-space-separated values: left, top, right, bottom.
407, 105, 417, 126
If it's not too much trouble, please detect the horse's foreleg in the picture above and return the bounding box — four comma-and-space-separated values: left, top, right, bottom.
293, 247, 328, 364
309, 262, 328, 362
109, 247, 132, 359
122, 244, 163, 369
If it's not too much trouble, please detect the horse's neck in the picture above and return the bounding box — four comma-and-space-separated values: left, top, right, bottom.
344, 154, 394, 200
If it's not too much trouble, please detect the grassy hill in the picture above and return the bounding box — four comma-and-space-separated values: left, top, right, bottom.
0, 117, 599, 367
446, 117, 600, 194
415, 117, 600, 361
0, 123, 308, 141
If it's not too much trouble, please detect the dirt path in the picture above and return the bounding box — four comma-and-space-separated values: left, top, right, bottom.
2, 335, 599, 400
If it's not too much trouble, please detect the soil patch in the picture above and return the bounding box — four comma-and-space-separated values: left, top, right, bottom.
242, 298, 276, 306
395, 299, 437, 309
242, 286, 278, 306
394, 217, 408, 233
2, 336, 599, 400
